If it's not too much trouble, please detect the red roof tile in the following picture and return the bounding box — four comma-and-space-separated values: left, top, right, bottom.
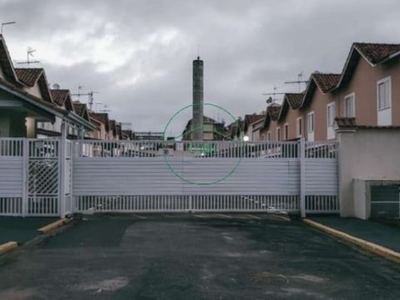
335, 117, 357, 128
312, 73, 341, 93
245, 114, 265, 125
285, 93, 304, 109
354, 43, 400, 65
267, 104, 281, 121
50, 90, 69, 107
88, 112, 110, 131
15, 68, 43, 87
73, 101, 86, 116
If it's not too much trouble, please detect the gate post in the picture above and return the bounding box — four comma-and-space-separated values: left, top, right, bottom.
59, 121, 67, 218
300, 138, 306, 218
22, 138, 29, 217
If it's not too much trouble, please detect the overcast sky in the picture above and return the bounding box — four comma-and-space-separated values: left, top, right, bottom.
1, 0, 400, 137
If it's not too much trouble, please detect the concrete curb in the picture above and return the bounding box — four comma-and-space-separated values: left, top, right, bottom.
0, 241, 18, 255
38, 217, 73, 234
303, 219, 400, 264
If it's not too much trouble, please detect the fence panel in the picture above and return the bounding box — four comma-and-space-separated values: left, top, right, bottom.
0, 139, 24, 216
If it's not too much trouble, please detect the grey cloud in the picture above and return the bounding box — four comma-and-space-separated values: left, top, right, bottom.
1, 0, 400, 136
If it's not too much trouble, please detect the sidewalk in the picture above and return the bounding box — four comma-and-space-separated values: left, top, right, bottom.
305, 216, 400, 263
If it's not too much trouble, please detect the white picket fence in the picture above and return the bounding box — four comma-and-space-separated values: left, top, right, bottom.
0, 138, 339, 217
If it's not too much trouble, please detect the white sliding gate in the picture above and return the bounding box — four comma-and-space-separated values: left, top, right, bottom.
72, 139, 339, 215
0, 138, 338, 217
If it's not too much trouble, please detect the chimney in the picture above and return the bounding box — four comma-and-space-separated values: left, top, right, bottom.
192, 56, 204, 141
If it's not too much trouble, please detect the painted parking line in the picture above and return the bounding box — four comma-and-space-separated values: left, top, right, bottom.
216, 214, 233, 219
133, 215, 147, 219
270, 214, 291, 222
193, 214, 209, 218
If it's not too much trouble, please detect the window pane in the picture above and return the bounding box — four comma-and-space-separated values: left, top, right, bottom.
378, 84, 382, 110
327, 104, 335, 127
308, 113, 314, 133
345, 96, 354, 117
385, 81, 390, 109
378, 82, 387, 110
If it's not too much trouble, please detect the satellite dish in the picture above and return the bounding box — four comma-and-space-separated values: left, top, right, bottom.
266, 97, 273, 104
53, 83, 60, 90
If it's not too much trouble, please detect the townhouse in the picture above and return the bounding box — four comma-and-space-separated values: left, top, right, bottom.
260, 103, 281, 141
258, 42, 400, 142
0, 34, 130, 143
0, 35, 95, 139
243, 113, 265, 141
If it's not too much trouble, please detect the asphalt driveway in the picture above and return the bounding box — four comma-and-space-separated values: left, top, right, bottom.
1, 214, 400, 300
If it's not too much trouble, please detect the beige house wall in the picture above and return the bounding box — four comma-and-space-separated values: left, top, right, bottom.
335, 56, 400, 126
279, 106, 304, 140
337, 128, 400, 217
301, 89, 338, 142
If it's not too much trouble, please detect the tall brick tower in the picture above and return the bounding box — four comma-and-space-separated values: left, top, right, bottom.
192, 56, 204, 141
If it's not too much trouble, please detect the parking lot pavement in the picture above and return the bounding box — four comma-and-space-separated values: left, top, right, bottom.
0, 217, 59, 245
1, 214, 400, 300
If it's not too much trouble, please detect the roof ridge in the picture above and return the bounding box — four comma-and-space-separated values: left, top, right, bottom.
354, 42, 400, 46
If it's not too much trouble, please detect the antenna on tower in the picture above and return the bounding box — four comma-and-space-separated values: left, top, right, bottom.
284, 71, 308, 92
71, 86, 99, 110
16, 47, 40, 67
1, 21, 16, 35
262, 85, 286, 103
99, 104, 110, 113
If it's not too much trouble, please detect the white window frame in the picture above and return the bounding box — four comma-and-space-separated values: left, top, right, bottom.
276, 127, 281, 141
327, 102, 336, 128
307, 112, 314, 133
344, 93, 355, 118
377, 77, 392, 111
296, 117, 303, 137
283, 123, 289, 140
267, 131, 271, 141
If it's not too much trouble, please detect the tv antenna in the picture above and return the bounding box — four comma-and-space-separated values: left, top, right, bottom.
284, 71, 308, 92
71, 86, 99, 110
94, 103, 104, 112
99, 104, 110, 113
16, 47, 41, 67
262, 85, 285, 103
1, 21, 16, 35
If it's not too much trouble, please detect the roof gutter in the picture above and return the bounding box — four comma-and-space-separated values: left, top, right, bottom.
379, 50, 400, 65
67, 111, 96, 131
